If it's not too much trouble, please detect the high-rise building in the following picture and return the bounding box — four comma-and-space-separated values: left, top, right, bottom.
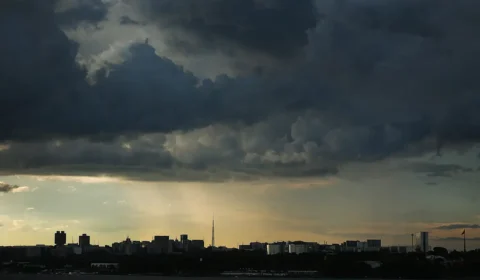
54, 231, 67, 246
180, 234, 189, 251
180, 234, 188, 242
152, 236, 170, 254
79, 234, 91, 247
415, 232, 429, 252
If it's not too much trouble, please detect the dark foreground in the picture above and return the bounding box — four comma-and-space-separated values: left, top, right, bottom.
2, 249, 480, 278
0, 277, 402, 280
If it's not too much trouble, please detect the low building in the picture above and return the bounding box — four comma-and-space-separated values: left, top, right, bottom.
190, 240, 205, 251
239, 244, 252, 251
341, 239, 382, 252
72, 246, 82, 255
365, 239, 382, 252
149, 236, 170, 254
367, 239, 381, 248
111, 237, 142, 255
357, 241, 367, 251
26, 245, 48, 258
288, 243, 309, 254
385, 245, 409, 254
267, 242, 286, 255
331, 244, 341, 252
250, 242, 267, 251
51, 246, 68, 258
66, 243, 82, 255
342, 240, 359, 252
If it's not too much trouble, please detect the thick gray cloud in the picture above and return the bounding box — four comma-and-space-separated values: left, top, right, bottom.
1, 0, 480, 181
130, 0, 318, 58
0, 0, 88, 141
0, 113, 342, 181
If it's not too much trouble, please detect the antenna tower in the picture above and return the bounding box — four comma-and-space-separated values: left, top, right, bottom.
211, 214, 215, 247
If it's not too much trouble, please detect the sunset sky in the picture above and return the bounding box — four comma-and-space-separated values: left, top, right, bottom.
1, 0, 480, 251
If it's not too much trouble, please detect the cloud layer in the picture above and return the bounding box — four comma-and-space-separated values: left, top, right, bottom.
434, 224, 480, 230
0, 0, 480, 181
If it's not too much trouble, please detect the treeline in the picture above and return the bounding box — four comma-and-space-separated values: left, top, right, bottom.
3, 248, 480, 278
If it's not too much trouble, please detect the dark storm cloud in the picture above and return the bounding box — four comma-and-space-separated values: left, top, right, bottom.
1, 0, 480, 180
434, 224, 480, 230
2, 0, 480, 144
0, 0, 89, 141
54, 0, 109, 27
0, 182, 21, 193
0, 114, 341, 181
0, 0, 209, 141
345, 0, 443, 39
0, 136, 173, 171
310, 0, 480, 153
130, 0, 318, 58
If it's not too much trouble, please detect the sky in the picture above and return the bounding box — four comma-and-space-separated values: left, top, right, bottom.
1, 0, 480, 251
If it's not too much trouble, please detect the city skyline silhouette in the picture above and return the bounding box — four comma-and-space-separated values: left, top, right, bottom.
1, 0, 480, 253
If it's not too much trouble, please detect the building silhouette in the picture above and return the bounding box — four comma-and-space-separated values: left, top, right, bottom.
190, 240, 205, 251
151, 236, 170, 254
79, 234, 91, 248
180, 234, 189, 251
415, 232, 429, 252
54, 231, 66, 246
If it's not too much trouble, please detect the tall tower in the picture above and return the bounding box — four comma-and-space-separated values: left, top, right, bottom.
211, 214, 215, 247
